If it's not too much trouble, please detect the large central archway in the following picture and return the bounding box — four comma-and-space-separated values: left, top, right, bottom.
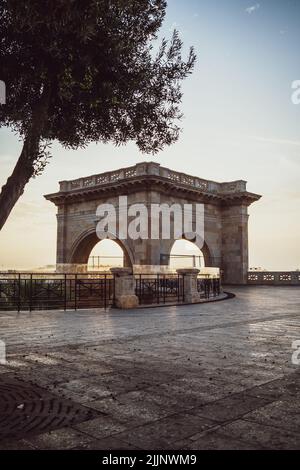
88, 239, 124, 271
69, 228, 133, 271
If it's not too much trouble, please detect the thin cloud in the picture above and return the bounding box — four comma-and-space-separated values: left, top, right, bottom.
252, 136, 300, 147
245, 3, 260, 14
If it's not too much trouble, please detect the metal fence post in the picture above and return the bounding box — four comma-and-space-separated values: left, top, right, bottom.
29, 274, 33, 312
74, 274, 77, 310
104, 275, 107, 310
18, 273, 21, 313
64, 274, 67, 311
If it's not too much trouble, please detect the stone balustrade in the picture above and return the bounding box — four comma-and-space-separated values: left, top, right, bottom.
59, 162, 247, 195
248, 271, 300, 286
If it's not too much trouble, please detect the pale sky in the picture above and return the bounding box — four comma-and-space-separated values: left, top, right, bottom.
0, 0, 300, 271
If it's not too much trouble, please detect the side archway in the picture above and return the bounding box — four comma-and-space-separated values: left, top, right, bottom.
167, 236, 214, 267
168, 239, 206, 270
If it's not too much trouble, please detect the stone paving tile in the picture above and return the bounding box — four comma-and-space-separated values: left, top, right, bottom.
188, 392, 274, 423
242, 400, 300, 434
88, 393, 173, 428
246, 372, 300, 400
72, 436, 142, 450
208, 369, 285, 389
6, 362, 94, 387
0, 286, 300, 449
88, 372, 158, 395
138, 377, 245, 408
200, 419, 300, 450
50, 378, 114, 401
72, 416, 127, 440
112, 413, 217, 450
178, 432, 264, 450
44, 384, 92, 404
114, 388, 190, 415
0, 439, 36, 450
23, 428, 94, 450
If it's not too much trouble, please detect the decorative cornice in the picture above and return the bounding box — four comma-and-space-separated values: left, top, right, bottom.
45, 162, 261, 207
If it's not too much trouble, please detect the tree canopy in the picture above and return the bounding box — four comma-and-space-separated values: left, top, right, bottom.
0, 0, 196, 229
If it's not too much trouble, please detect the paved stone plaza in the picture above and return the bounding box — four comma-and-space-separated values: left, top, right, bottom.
0, 286, 300, 450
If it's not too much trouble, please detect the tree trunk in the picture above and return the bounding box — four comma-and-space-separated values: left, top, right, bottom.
0, 86, 50, 230
0, 137, 39, 229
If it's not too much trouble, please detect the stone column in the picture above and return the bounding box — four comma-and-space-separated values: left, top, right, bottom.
177, 268, 201, 304
110, 268, 139, 309
56, 203, 67, 267
221, 205, 249, 284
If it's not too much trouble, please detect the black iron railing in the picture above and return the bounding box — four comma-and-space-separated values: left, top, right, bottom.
0, 272, 222, 311
0, 273, 115, 312
135, 274, 185, 305
197, 277, 221, 299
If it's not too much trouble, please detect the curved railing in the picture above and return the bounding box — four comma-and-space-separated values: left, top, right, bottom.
0, 272, 223, 311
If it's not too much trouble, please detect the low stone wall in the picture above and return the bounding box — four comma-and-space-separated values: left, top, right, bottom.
248, 272, 300, 286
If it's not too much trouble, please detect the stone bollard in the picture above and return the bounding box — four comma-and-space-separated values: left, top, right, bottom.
176, 268, 201, 304
110, 268, 139, 309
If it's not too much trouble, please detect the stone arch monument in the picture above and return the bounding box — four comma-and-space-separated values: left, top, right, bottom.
45, 162, 261, 284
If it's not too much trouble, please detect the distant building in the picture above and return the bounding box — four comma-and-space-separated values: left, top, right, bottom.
250, 267, 266, 272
